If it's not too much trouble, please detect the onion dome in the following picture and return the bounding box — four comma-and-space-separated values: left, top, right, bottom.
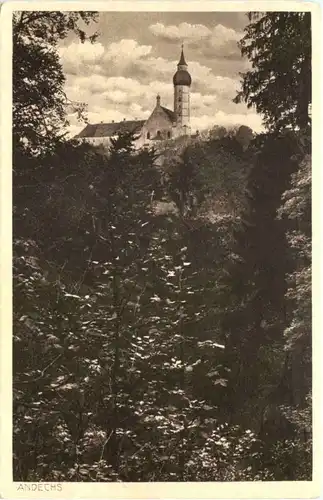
173, 46, 192, 86
173, 69, 192, 86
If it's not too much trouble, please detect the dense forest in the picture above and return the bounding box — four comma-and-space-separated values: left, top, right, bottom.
13, 11, 312, 481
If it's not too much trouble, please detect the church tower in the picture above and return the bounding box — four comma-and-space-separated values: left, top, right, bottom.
173, 45, 192, 136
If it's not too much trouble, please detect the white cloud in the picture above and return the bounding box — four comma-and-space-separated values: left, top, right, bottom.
209, 24, 242, 47
61, 39, 152, 77
136, 56, 174, 77
99, 76, 139, 94
149, 22, 242, 48
60, 41, 105, 74
208, 75, 239, 96
66, 72, 174, 110
103, 39, 152, 64
129, 102, 147, 118
72, 74, 108, 94
149, 22, 211, 41
102, 89, 129, 104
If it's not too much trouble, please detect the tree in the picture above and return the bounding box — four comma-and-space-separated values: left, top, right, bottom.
13, 11, 98, 156
13, 9, 100, 292
216, 129, 312, 479
165, 131, 251, 219
13, 132, 161, 480
278, 156, 311, 361
219, 132, 307, 427
234, 12, 311, 131
277, 154, 311, 465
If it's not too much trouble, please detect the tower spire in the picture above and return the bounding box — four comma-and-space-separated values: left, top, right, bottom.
178, 44, 187, 67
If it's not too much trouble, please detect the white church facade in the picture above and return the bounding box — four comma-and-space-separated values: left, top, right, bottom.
76, 47, 193, 148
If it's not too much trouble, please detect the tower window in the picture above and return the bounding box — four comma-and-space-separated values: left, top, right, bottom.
167, 131, 171, 139
157, 130, 161, 138
147, 132, 150, 139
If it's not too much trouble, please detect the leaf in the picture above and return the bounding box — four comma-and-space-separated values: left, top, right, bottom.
64, 293, 81, 299
150, 294, 161, 303
213, 379, 227, 387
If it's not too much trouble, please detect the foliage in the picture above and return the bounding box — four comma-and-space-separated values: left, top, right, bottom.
273, 156, 312, 479
235, 12, 311, 131
163, 130, 252, 219
13, 132, 256, 481
217, 131, 312, 469
13, 11, 99, 155
278, 156, 311, 356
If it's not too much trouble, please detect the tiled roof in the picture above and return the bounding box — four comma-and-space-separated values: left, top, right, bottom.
160, 106, 175, 122
76, 120, 146, 138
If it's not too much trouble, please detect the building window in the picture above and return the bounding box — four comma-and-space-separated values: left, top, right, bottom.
147, 132, 150, 139
157, 130, 161, 138
167, 131, 171, 139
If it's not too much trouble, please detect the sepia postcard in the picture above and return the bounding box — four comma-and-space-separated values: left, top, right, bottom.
0, 0, 321, 498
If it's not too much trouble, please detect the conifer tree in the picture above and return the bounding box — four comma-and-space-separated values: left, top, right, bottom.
234, 12, 311, 131
220, 132, 307, 429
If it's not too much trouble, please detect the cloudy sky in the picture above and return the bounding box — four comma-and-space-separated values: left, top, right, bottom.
59, 12, 264, 136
